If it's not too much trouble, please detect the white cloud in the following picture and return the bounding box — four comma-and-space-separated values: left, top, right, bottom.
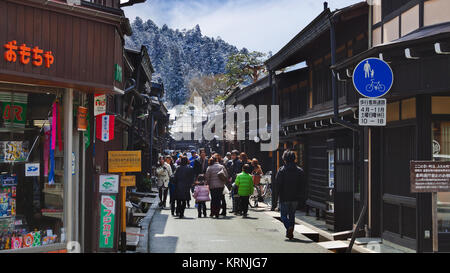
124, 0, 361, 53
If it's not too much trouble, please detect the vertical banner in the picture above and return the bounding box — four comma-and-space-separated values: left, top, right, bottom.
99, 195, 116, 249
96, 115, 115, 142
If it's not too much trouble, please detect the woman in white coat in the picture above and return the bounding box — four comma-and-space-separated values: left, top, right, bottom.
156, 156, 173, 208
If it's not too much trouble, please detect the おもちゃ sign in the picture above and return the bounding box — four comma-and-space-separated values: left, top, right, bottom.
108, 151, 142, 173
99, 195, 116, 249
4, 40, 54, 68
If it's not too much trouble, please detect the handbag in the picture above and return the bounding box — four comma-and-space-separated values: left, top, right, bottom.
222, 186, 230, 195
217, 168, 228, 184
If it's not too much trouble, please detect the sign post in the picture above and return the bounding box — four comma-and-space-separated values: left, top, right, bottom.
411, 161, 450, 252
108, 151, 141, 253
353, 58, 394, 237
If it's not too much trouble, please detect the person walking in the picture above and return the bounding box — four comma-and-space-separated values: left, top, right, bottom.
173, 156, 195, 218
275, 150, 305, 240
229, 150, 243, 214
235, 164, 254, 217
223, 152, 231, 165
194, 148, 208, 177
166, 156, 177, 216
251, 158, 263, 200
205, 156, 228, 218
156, 156, 172, 208
193, 174, 210, 218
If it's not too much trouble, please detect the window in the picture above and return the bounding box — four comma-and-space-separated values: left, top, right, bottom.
0, 91, 65, 251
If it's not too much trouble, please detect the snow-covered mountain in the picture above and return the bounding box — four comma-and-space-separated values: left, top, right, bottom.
126, 17, 240, 106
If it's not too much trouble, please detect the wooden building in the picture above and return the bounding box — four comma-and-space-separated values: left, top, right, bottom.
333, 0, 450, 252
0, 0, 144, 253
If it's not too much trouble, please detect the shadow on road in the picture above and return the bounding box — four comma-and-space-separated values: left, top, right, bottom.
285, 238, 314, 244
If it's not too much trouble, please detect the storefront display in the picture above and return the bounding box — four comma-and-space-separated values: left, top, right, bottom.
0, 91, 64, 252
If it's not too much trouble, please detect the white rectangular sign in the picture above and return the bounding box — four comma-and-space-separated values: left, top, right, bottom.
99, 174, 119, 194
94, 94, 106, 117
359, 98, 386, 126
25, 163, 40, 177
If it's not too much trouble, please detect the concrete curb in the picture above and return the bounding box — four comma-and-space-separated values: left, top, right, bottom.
136, 196, 160, 253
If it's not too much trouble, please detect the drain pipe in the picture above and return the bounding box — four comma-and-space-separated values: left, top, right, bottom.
329, 12, 366, 253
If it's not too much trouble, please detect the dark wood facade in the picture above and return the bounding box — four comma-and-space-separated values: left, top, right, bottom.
0, 0, 125, 94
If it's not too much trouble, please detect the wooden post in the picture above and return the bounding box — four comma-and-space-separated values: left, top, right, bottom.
120, 172, 127, 253
432, 192, 438, 253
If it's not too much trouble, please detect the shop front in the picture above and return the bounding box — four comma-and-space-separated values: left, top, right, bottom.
0, 0, 127, 252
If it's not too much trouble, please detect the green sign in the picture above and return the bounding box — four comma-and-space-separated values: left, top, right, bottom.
99, 195, 116, 249
114, 64, 122, 83
0, 92, 28, 128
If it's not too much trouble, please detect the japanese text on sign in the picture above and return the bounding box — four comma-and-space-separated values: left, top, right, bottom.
411, 161, 450, 193
4, 41, 54, 68
99, 195, 116, 249
359, 98, 386, 126
108, 151, 142, 173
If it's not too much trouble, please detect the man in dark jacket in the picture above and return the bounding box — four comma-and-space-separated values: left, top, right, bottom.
275, 150, 305, 240
228, 150, 242, 214
194, 149, 209, 177
173, 156, 195, 218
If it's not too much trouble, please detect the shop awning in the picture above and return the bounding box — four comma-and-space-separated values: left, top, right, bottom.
282, 106, 355, 127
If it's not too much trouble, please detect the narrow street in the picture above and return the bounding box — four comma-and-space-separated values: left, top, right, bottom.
148, 196, 328, 253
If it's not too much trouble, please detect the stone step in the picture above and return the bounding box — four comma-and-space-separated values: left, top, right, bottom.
317, 241, 349, 253
294, 225, 320, 242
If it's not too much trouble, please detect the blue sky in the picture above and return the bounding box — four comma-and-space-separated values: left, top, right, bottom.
123, 0, 362, 53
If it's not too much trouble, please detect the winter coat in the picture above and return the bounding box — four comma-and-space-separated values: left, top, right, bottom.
156, 162, 173, 188
230, 159, 243, 182
275, 163, 305, 202
194, 157, 209, 177
235, 172, 254, 197
173, 165, 195, 201
205, 163, 228, 189
193, 185, 211, 202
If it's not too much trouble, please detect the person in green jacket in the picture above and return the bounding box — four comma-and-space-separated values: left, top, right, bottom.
235, 164, 254, 217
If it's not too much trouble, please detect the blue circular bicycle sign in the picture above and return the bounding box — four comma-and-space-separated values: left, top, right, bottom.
352, 58, 394, 98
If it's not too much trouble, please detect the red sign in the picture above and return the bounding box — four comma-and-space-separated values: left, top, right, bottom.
96, 114, 115, 142
4, 40, 54, 68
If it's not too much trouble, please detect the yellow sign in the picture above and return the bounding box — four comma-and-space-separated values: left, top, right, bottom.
121, 176, 136, 187
108, 151, 142, 173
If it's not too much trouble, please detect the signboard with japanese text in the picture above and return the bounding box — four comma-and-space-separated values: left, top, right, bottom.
121, 176, 136, 187
99, 195, 116, 249
411, 161, 450, 193
77, 106, 88, 131
359, 98, 386, 126
108, 151, 142, 173
99, 175, 119, 194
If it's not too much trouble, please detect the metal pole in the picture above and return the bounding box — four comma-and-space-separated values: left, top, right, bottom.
120, 172, 127, 253
63, 88, 74, 244
432, 192, 439, 252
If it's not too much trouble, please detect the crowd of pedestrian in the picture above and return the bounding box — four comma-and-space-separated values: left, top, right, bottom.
154, 148, 305, 240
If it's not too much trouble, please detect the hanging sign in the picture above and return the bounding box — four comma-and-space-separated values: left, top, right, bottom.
108, 151, 142, 173
411, 161, 450, 193
77, 106, 88, 131
353, 58, 394, 98
99, 195, 116, 249
359, 98, 386, 126
99, 174, 119, 194
25, 163, 40, 177
96, 115, 115, 142
94, 94, 106, 117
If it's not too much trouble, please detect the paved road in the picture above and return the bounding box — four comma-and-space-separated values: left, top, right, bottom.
148, 196, 329, 253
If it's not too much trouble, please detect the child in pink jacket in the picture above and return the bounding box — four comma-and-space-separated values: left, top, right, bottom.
193, 175, 210, 218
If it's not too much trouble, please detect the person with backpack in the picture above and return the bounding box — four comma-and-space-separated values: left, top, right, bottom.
205, 156, 228, 218
275, 150, 305, 240
193, 174, 210, 218
235, 164, 254, 217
